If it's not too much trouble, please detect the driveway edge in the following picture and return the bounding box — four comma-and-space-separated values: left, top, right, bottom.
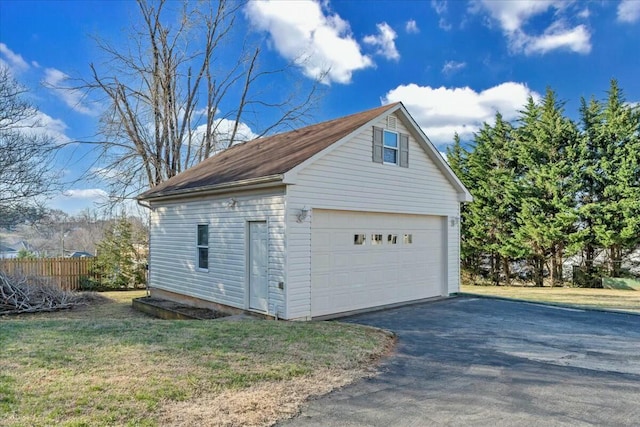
456, 292, 640, 317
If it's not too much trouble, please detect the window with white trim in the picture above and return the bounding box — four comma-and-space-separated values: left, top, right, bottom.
403, 234, 413, 244
354, 234, 366, 245
197, 224, 209, 270
371, 234, 383, 245
388, 234, 398, 244
383, 130, 398, 164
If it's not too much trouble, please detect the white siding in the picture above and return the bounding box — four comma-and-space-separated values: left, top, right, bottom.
447, 208, 461, 293
149, 189, 286, 317
286, 112, 462, 319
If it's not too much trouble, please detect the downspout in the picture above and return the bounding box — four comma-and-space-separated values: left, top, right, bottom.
137, 199, 153, 297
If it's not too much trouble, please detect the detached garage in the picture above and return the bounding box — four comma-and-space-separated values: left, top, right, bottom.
138, 102, 472, 320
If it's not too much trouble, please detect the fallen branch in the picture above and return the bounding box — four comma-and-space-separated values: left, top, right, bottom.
0, 272, 79, 315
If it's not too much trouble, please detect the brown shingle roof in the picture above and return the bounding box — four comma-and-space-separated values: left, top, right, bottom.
138, 103, 400, 199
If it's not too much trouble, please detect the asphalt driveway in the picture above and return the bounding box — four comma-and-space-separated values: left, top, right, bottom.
280, 297, 640, 426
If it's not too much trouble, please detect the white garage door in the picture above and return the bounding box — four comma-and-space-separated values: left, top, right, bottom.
311, 209, 446, 317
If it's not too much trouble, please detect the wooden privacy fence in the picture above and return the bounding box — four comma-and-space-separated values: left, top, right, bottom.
0, 257, 97, 291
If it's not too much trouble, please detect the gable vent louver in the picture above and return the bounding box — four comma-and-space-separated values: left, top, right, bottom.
387, 116, 397, 130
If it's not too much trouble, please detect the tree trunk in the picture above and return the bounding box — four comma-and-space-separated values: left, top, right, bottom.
491, 252, 501, 286
555, 243, 564, 285
584, 244, 594, 271
550, 252, 556, 288
532, 256, 544, 287
609, 245, 622, 277
503, 256, 511, 286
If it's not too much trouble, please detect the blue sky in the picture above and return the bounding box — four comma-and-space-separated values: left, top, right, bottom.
1, 0, 639, 214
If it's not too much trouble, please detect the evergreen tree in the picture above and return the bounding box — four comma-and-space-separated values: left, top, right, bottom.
574, 96, 604, 276
16, 248, 36, 259
515, 90, 579, 286
593, 80, 640, 276
464, 114, 522, 284
453, 80, 639, 287
446, 133, 474, 269
93, 216, 146, 289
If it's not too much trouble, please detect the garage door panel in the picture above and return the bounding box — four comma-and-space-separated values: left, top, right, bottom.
315, 253, 331, 270
311, 209, 445, 317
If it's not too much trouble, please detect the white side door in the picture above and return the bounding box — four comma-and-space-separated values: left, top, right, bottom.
249, 221, 268, 312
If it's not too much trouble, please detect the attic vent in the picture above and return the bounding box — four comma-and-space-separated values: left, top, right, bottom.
386, 116, 397, 130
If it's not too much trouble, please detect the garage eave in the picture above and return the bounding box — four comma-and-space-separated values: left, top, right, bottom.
137, 174, 284, 202
459, 192, 473, 203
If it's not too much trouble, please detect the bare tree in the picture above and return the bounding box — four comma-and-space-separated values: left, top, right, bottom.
81, 0, 322, 201
0, 66, 59, 218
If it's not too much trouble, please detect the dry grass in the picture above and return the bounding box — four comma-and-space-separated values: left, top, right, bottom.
461, 284, 640, 313
0, 291, 394, 427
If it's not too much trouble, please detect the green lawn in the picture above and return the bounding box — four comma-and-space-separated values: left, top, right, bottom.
0, 291, 393, 427
461, 284, 640, 313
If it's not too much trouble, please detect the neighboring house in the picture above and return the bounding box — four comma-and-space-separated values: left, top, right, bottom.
138, 102, 472, 320
0, 244, 18, 259
66, 251, 94, 258
12, 240, 39, 257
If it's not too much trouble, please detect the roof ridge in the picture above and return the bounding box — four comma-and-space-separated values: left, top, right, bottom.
223, 102, 400, 153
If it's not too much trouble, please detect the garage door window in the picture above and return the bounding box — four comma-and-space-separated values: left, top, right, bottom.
354, 234, 366, 245
388, 234, 398, 244
372, 234, 383, 245
403, 234, 413, 244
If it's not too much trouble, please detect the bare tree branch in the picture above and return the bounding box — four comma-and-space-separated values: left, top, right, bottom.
0, 66, 60, 211
73, 0, 322, 204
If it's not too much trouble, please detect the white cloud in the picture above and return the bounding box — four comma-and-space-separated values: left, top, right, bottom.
50, 188, 111, 214
405, 19, 420, 34
244, 0, 372, 84
577, 8, 590, 19
382, 82, 540, 144
90, 167, 121, 182
442, 60, 466, 74
618, 0, 640, 23
474, 0, 591, 55
192, 118, 258, 151
15, 109, 71, 145
524, 23, 591, 55
62, 189, 109, 200
43, 68, 95, 115
212, 118, 258, 144
0, 43, 29, 72
431, 0, 452, 30
475, 0, 556, 33
363, 22, 400, 61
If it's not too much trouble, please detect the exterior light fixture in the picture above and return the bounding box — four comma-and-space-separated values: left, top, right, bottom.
297, 206, 310, 223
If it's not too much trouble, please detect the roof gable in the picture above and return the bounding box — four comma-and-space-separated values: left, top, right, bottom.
139, 103, 400, 200
284, 104, 472, 202
0, 244, 16, 252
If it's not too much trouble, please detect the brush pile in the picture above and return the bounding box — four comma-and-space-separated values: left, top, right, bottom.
0, 272, 79, 314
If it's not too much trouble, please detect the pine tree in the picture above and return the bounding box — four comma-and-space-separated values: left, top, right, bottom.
515, 89, 579, 286
93, 216, 146, 289
593, 80, 640, 276
574, 96, 604, 277
447, 133, 474, 269
464, 114, 522, 285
